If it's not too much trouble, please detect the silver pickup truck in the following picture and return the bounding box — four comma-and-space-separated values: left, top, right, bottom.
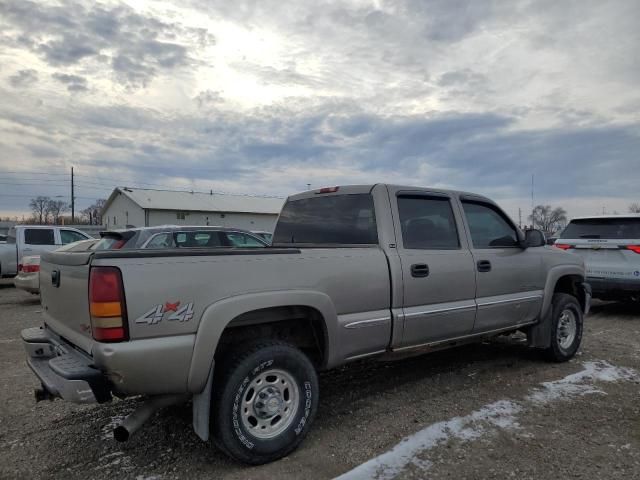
22, 184, 590, 465
0, 225, 91, 277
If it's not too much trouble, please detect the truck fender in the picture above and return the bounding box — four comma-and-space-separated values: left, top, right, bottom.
528, 265, 585, 348
187, 290, 338, 394
189, 291, 337, 442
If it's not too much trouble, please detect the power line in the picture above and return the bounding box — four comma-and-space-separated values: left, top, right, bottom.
0, 171, 68, 176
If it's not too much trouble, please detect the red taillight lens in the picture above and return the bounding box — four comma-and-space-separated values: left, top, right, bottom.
554, 244, 573, 250
317, 186, 339, 194
22, 264, 40, 273
89, 267, 128, 342
18, 264, 23, 272
626, 245, 640, 254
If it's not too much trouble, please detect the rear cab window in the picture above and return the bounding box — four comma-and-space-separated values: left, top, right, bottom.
24, 228, 55, 245
561, 218, 640, 239
273, 194, 378, 245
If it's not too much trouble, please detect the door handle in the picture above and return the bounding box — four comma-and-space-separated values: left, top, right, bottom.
477, 260, 492, 272
411, 263, 430, 278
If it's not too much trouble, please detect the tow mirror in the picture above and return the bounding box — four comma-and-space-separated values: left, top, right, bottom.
524, 229, 546, 248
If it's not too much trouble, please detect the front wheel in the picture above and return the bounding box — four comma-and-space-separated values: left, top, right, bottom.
212, 341, 319, 465
543, 293, 584, 362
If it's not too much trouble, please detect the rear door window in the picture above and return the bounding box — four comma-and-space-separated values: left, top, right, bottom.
225, 232, 265, 247
398, 196, 460, 249
24, 229, 55, 245
560, 218, 640, 239
273, 194, 378, 245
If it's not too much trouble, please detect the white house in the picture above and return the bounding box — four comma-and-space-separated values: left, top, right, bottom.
102, 187, 285, 231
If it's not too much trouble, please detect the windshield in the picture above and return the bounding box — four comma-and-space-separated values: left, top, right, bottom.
560, 218, 640, 239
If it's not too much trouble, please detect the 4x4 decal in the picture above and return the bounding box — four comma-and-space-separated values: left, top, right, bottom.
135, 301, 194, 325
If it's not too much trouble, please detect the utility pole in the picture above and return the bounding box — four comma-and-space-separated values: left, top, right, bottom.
531, 174, 534, 211
71, 166, 75, 224
518, 208, 522, 228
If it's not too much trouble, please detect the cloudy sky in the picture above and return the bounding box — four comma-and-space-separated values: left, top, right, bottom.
0, 0, 638, 221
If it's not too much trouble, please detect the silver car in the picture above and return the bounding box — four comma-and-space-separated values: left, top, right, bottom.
95, 225, 268, 250
555, 215, 640, 301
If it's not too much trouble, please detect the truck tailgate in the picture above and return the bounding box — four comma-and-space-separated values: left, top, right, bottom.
40, 251, 95, 354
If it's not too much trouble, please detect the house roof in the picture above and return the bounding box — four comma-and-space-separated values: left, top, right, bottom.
103, 187, 285, 215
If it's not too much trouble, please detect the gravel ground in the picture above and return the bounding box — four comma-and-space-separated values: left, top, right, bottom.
1, 283, 640, 479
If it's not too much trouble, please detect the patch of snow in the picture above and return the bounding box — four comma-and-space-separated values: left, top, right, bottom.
335, 361, 638, 480
335, 400, 521, 480
526, 361, 638, 404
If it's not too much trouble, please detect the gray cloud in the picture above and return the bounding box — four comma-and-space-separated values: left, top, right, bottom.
1, 0, 639, 218
8, 69, 38, 88
0, 0, 214, 87
52, 72, 89, 92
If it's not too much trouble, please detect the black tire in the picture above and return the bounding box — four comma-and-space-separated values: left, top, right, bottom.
212, 341, 319, 465
543, 293, 583, 362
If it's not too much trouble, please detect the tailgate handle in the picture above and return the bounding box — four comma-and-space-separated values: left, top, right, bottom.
51, 270, 60, 288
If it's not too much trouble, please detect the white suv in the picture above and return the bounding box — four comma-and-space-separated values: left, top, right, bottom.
555, 215, 640, 301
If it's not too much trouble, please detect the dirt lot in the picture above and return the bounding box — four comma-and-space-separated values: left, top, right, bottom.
1, 283, 640, 480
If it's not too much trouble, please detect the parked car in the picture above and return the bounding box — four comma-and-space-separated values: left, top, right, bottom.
23, 184, 589, 465
555, 214, 640, 301
95, 225, 268, 250
0, 225, 91, 278
13, 255, 40, 294
251, 231, 273, 244
13, 239, 100, 294
0, 234, 7, 243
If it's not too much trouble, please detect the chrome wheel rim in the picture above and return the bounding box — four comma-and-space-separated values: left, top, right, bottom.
240, 369, 299, 439
557, 308, 577, 350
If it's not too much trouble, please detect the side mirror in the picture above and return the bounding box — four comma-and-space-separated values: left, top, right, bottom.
524, 229, 546, 248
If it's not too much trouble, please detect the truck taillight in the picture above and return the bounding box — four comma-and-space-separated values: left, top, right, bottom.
554, 244, 573, 250
316, 186, 339, 194
626, 245, 640, 254
22, 264, 40, 273
89, 267, 128, 342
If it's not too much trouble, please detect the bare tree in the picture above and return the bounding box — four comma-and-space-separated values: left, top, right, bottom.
29, 196, 51, 224
629, 203, 640, 213
529, 205, 568, 234
81, 199, 106, 225
47, 199, 68, 224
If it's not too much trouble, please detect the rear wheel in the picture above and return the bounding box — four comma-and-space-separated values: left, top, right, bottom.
212, 341, 319, 465
544, 293, 583, 362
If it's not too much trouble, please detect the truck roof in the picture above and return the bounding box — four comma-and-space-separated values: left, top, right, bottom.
287, 184, 493, 203
569, 214, 640, 221
10, 225, 83, 230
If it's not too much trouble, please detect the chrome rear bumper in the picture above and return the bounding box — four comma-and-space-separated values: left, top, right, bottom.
21, 327, 111, 404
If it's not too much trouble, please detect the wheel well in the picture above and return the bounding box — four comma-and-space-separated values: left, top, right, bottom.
214, 306, 327, 368
554, 274, 586, 311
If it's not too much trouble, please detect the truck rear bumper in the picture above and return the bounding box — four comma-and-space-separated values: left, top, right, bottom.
13, 273, 39, 293
21, 327, 111, 404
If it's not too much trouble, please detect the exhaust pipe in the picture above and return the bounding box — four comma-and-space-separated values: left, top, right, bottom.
113, 394, 188, 442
